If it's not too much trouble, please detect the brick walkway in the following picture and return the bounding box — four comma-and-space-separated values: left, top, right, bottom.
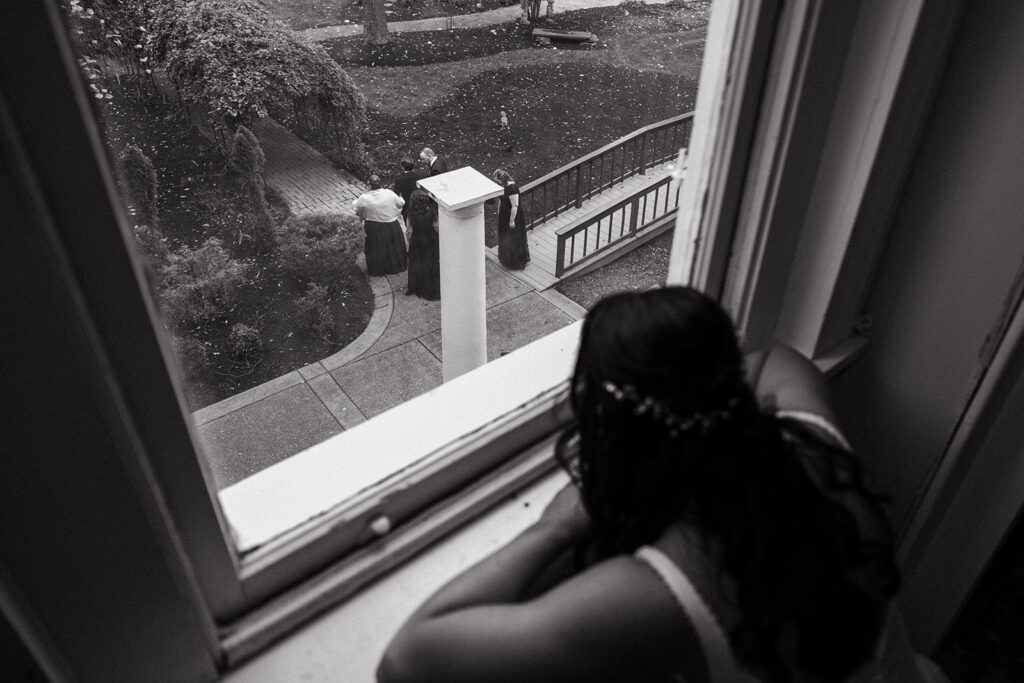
253, 117, 364, 217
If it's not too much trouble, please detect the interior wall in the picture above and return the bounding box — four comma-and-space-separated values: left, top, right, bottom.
831, 0, 1024, 542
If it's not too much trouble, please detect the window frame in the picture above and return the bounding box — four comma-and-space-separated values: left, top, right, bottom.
3, 0, 966, 673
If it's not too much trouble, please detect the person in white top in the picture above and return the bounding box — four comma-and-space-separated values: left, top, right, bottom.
353, 175, 406, 276
380, 287, 942, 683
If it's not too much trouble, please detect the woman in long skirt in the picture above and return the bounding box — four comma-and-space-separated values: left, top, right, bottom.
493, 168, 530, 271
354, 174, 407, 276
405, 190, 441, 300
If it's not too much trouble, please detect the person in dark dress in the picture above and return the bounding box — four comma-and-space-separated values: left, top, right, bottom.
405, 189, 441, 301
354, 175, 407, 276
392, 156, 424, 223
493, 168, 530, 270
420, 147, 449, 176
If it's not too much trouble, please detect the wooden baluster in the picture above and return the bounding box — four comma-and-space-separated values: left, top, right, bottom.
639, 131, 648, 175
574, 166, 583, 209
629, 195, 640, 236
556, 233, 566, 277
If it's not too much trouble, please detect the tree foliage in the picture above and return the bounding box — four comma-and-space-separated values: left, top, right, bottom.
148, 0, 366, 162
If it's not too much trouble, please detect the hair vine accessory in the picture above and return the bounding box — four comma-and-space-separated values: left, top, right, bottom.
602, 381, 739, 437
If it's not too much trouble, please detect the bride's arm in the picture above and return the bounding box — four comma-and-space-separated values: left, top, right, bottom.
376, 487, 685, 683
745, 343, 842, 430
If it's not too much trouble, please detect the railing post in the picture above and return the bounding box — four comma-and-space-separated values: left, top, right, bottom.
629, 195, 640, 236
639, 131, 648, 175
574, 166, 583, 208
555, 234, 566, 277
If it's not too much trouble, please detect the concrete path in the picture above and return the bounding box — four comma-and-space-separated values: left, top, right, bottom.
195, 263, 585, 489
298, 0, 673, 42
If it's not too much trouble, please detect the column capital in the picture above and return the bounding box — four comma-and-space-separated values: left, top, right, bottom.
417, 167, 505, 212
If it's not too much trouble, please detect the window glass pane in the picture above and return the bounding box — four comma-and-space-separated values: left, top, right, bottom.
59, 0, 710, 547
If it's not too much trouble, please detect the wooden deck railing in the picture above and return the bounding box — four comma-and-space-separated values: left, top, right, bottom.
554, 174, 682, 277
520, 112, 693, 230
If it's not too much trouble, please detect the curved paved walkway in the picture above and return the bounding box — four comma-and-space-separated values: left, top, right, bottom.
298, 0, 673, 42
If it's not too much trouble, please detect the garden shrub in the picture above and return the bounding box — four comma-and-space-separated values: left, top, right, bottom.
276, 213, 362, 284
227, 322, 262, 360
119, 144, 159, 222
296, 283, 335, 343
133, 223, 171, 266
119, 144, 171, 266
149, 0, 367, 165
228, 126, 276, 252
265, 184, 292, 224
172, 334, 210, 377
160, 237, 250, 328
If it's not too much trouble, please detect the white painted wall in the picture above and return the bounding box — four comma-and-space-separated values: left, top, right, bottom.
832, 0, 1024, 549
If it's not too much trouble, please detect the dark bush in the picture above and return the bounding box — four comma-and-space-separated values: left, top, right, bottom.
120, 144, 159, 223
228, 125, 276, 252
172, 335, 210, 378
276, 212, 362, 284
159, 237, 250, 328
119, 144, 170, 266
265, 184, 293, 224
132, 222, 171, 267
227, 322, 263, 360
228, 126, 266, 205
296, 283, 336, 343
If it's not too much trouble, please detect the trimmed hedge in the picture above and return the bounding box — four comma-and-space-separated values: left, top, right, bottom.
276, 212, 363, 284
159, 237, 250, 328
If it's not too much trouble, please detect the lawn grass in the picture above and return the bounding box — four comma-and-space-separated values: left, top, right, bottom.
316, 4, 708, 246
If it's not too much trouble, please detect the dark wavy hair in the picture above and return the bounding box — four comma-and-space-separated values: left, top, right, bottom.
408, 189, 435, 227
555, 287, 899, 682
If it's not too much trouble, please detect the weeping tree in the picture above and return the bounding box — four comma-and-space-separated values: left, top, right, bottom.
148, 0, 367, 167
363, 0, 390, 46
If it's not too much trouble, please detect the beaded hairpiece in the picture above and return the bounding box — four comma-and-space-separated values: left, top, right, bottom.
602, 381, 739, 438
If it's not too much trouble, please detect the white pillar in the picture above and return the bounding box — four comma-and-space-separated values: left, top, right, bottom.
418, 168, 504, 382
438, 202, 486, 381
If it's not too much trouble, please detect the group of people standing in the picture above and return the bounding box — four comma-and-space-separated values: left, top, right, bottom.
353, 147, 530, 301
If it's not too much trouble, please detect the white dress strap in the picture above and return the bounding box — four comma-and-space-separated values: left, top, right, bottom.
776, 409, 853, 452
635, 546, 741, 683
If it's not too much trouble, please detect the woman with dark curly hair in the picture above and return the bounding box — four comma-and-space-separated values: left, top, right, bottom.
405, 189, 440, 300
380, 287, 933, 683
